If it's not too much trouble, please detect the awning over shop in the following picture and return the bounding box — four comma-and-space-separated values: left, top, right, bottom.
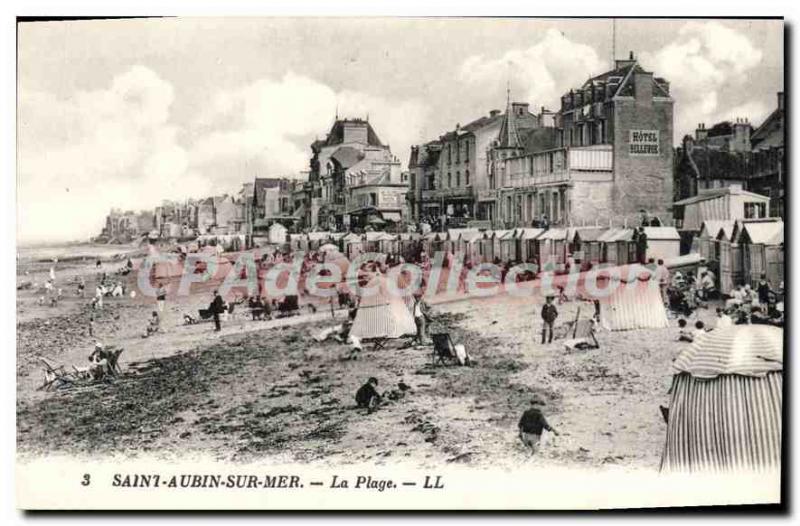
381, 211, 402, 222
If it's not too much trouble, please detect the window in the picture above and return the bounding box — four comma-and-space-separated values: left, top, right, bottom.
370, 193, 377, 206
465, 140, 470, 162
447, 145, 452, 165
465, 170, 470, 186
456, 171, 461, 187
447, 173, 452, 187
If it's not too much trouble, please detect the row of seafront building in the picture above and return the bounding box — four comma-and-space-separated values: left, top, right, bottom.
99, 50, 784, 246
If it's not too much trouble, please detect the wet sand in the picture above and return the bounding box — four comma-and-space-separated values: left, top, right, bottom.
16, 251, 720, 469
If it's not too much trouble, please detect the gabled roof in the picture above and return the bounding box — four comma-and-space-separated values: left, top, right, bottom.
699, 220, 736, 240
673, 187, 770, 207
447, 228, 480, 241
515, 228, 545, 240
571, 227, 608, 242
597, 228, 634, 242
537, 228, 570, 241
642, 226, 680, 241
737, 221, 784, 245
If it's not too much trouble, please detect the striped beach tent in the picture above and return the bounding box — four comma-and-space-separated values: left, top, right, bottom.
660, 325, 783, 473
349, 273, 417, 341
600, 265, 670, 331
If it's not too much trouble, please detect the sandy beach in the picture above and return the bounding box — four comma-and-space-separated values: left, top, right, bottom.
15, 246, 724, 471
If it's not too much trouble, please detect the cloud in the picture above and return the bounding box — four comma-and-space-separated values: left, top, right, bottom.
18, 66, 204, 244
639, 21, 765, 138
187, 72, 427, 187
458, 28, 606, 111
18, 68, 428, 243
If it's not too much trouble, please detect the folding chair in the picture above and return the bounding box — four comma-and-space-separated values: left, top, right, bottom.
563, 319, 600, 351
430, 333, 460, 366
371, 337, 388, 352
38, 356, 76, 391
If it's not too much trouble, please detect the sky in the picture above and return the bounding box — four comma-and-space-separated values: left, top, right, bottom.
17, 17, 783, 244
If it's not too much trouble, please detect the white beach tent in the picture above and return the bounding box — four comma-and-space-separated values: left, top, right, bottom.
600, 264, 670, 331
349, 273, 417, 341
660, 325, 783, 473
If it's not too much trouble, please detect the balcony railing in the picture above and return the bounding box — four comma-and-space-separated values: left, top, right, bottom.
502, 145, 613, 189
421, 187, 474, 200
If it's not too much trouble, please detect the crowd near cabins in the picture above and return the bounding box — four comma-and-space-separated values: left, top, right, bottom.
96, 51, 784, 289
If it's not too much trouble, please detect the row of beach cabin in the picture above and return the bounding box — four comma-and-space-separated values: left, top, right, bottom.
274, 227, 682, 272
253, 219, 782, 293
691, 218, 784, 293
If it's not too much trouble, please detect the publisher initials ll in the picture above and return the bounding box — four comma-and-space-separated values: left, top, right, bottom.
423, 476, 444, 489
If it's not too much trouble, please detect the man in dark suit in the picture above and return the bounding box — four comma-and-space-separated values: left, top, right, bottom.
211, 290, 225, 332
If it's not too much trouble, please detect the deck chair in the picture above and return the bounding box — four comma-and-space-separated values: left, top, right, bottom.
106, 347, 124, 375
38, 356, 76, 391
563, 319, 600, 351
431, 333, 460, 366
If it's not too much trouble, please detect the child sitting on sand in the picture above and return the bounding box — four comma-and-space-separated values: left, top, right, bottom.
355, 377, 382, 413
143, 311, 160, 338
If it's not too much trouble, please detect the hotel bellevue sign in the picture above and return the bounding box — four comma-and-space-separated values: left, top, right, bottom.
629, 129, 660, 156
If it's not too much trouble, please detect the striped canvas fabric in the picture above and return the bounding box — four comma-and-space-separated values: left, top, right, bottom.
661, 325, 784, 473
350, 273, 417, 340
673, 325, 783, 378
602, 280, 669, 331
660, 371, 782, 473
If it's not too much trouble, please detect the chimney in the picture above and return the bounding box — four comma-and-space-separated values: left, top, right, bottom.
511, 102, 530, 116
633, 70, 653, 106
614, 50, 637, 70
778, 91, 784, 111
695, 122, 708, 142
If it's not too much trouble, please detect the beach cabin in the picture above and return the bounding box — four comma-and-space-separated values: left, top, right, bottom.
306, 231, 331, 251
487, 230, 513, 263
736, 221, 784, 288
502, 230, 522, 263
642, 227, 681, 262
421, 231, 446, 257
717, 223, 744, 295
570, 228, 607, 267
458, 229, 484, 264
672, 185, 772, 232
342, 232, 363, 259
536, 228, 571, 269
397, 233, 421, 261
599, 228, 635, 266
692, 220, 734, 263
515, 228, 544, 263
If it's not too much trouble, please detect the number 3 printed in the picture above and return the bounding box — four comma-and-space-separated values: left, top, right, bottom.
81, 474, 91, 486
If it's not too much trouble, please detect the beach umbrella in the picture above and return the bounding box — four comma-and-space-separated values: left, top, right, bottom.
319, 243, 339, 253
660, 325, 783, 473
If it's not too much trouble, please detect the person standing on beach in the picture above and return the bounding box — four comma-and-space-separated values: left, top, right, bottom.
518, 398, 559, 456
655, 259, 670, 306
94, 284, 104, 309
412, 293, 430, 346
211, 290, 225, 332
540, 295, 558, 344
156, 282, 168, 313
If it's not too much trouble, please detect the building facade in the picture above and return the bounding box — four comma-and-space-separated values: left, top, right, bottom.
673, 91, 784, 219
305, 118, 406, 231
492, 52, 675, 229
408, 100, 553, 229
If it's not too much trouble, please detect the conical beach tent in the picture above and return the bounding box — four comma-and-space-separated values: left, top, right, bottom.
350, 273, 417, 340
660, 325, 783, 473
601, 265, 669, 331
